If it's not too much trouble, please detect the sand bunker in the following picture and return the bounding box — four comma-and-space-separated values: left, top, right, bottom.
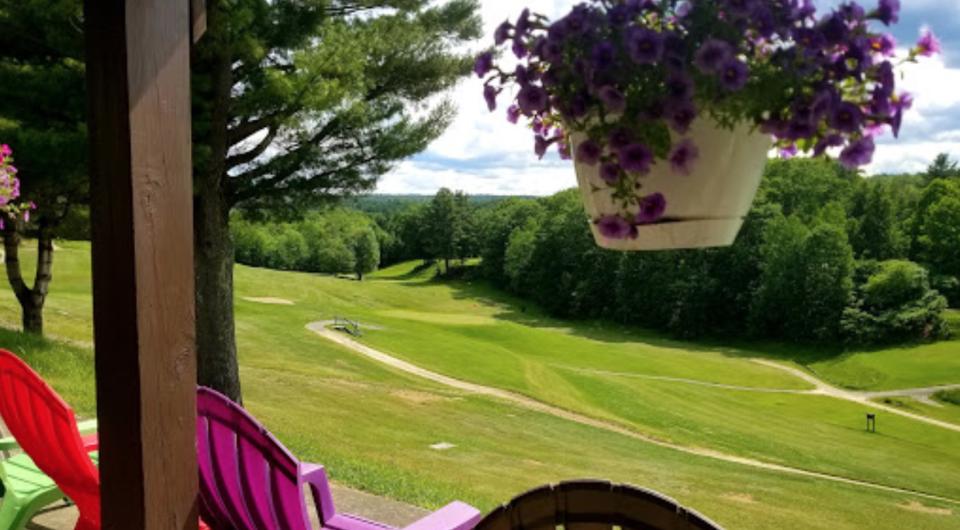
243, 297, 295, 305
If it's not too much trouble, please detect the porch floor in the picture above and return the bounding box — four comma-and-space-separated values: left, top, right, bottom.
21, 483, 429, 529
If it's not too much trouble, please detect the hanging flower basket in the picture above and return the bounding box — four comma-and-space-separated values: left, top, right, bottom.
477, 0, 940, 250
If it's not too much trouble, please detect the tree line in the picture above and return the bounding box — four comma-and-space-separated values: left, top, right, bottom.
375, 156, 959, 346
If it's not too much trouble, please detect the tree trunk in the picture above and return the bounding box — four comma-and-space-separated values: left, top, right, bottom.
2, 218, 53, 335
194, 6, 242, 402
194, 186, 241, 402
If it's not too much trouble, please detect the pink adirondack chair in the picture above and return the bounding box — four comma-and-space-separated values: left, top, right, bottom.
197, 387, 482, 530
0, 350, 100, 530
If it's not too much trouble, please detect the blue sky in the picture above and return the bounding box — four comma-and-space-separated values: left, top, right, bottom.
376, 1, 960, 196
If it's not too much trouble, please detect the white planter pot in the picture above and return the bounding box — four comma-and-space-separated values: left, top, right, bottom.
572, 119, 772, 251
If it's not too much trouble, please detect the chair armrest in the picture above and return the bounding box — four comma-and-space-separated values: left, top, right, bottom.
0, 435, 20, 453
81, 433, 99, 452
301, 463, 337, 523
402, 502, 481, 530
77, 419, 98, 435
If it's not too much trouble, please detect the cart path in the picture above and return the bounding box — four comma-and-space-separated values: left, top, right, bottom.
307, 321, 960, 506
551, 362, 960, 433
750, 360, 960, 432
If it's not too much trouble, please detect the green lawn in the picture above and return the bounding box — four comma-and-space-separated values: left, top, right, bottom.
1, 245, 959, 529
806, 309, 960, 390
873, 396, 960, 427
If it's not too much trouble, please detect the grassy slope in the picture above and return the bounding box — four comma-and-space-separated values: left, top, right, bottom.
873, 396, 960, 426
808, 310, 960, 390
1, 247, 959, 528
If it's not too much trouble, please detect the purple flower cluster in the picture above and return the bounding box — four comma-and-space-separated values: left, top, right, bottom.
477, 0, 939, 238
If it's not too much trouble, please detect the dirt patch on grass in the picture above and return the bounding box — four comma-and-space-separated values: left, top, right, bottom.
722, 493, 757, 504
391, 390, 455, 405
897, 501, 952, 516
243, 297, 295, 305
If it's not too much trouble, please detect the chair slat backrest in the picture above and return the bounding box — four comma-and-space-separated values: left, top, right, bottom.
475, 480, 723, 530
197, 387, 313, 530
0, 350, 100, 521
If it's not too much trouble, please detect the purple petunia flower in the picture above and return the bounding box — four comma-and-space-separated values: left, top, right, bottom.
558, 141, 572, 160
513, 38, 528, 59
515, 8, 531, 36
870, 34, 897, 57
596, 215, 637, 240
694, 38, 733, 74
820, 14, 849, 45
917, 27, 941, 57
517, 85, 549, 115
507, 105, 520, 124
474, 52, 494, 78
627, 28, 664, 65
829, 102, 864, 133
608, 128, 632, 150
875, 0, 900, 26
636, 193, 667, 225
669, 139, 700, 175
780, 144, 799, 159
591, 41, 617, 71
665, 71, 694, 100
718, 59, 749, 91
840, 137, 876, 169
724, 0, 756, 18
484, 85, 498, 112
618, 143, 654, 174
890, 91, 913, 138
598, 86, 627, 113
665, 99, 697, 134
600, 162, 622, 185
535, 135, 550, 159
876, 61, 895, 98
494, 21, 513, 45
576, 140, 603, 166
813, 134, 845, 157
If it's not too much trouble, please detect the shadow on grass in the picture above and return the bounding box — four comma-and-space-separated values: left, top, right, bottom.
388, 269, 854, 366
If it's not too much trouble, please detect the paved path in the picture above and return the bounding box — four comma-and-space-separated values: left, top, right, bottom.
750, 360, 960, 433
307, 321, 960, 506
554, 362, 960, 433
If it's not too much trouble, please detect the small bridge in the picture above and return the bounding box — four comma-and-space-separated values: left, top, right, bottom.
332, 316, 362, 337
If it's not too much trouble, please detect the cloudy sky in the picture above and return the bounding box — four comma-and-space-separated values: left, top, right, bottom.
376, 1, 960, 196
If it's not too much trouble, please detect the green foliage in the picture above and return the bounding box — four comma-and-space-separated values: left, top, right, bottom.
423, 188, 475, 271
231, 209, 380, 275
0, 0, 87, 231
353, 229, 380, 280
925, 153, 960, 184
841, 260, 950, 345
194, 0, 482, 211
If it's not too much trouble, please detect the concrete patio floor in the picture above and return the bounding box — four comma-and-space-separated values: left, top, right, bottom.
23, 483, 429, 529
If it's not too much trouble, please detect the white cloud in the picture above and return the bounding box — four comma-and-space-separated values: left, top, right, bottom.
377, 1, 960, 196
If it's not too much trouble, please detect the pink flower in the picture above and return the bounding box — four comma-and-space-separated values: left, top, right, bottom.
916, 27, 941, 57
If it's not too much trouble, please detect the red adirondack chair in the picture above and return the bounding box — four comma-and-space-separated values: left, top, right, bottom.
197, 386, 482, 530
0, 349, 211, 530
0, 349, 100, 530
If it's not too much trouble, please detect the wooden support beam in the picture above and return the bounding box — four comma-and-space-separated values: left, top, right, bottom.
85, 0, 198, 528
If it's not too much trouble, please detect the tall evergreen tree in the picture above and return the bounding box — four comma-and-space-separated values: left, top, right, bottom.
925, 153, 960, 184
192, 0, 481, 400
0, 0, 87, 335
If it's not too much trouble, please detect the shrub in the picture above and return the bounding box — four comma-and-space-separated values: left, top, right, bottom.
842, 260, 950, 344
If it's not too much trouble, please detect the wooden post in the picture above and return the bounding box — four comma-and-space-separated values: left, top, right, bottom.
85, 0, 198, 528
